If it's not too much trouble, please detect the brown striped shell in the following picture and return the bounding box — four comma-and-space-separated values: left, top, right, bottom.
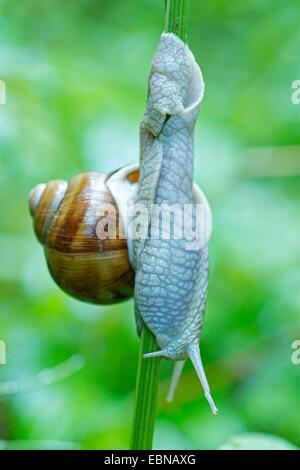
29, 167, 139, 304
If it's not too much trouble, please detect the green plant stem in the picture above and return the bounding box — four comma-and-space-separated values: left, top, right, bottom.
130, 0, 189, 451
165, 0, 189, 42
130, 326, 161, 450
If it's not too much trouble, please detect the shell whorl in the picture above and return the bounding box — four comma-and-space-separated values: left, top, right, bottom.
29, 180, 68, 244
29, 183, 46, 217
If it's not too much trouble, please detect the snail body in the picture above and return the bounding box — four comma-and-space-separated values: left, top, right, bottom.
132, 33, 218, 413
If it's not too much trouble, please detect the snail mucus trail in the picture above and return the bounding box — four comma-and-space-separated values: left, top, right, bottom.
29, 33, 218, 414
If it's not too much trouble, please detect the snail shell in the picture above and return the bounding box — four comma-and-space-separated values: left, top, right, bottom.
29, 166, 139, 305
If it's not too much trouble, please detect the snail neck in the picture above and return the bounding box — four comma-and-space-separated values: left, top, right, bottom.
155, 126, 195, 206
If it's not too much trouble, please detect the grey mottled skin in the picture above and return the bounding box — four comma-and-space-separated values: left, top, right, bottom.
133, 33, 208, 361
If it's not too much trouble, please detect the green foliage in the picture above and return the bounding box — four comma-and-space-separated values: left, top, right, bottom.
0, 0, 299, 450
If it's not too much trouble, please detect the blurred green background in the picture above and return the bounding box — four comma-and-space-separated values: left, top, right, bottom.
0, 0, 299, 450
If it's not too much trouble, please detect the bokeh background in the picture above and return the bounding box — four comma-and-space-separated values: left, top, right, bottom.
0, 0, 299, 450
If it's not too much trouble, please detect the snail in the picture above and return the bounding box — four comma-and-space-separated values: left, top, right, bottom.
29, 32, 218, 414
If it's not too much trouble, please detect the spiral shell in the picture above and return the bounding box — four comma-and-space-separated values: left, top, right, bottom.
29, 169, 138, 304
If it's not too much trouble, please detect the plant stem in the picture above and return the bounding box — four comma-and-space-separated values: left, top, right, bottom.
165, 0, 189, 42
130, 0, 189, 451
130, 326, 161, 450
